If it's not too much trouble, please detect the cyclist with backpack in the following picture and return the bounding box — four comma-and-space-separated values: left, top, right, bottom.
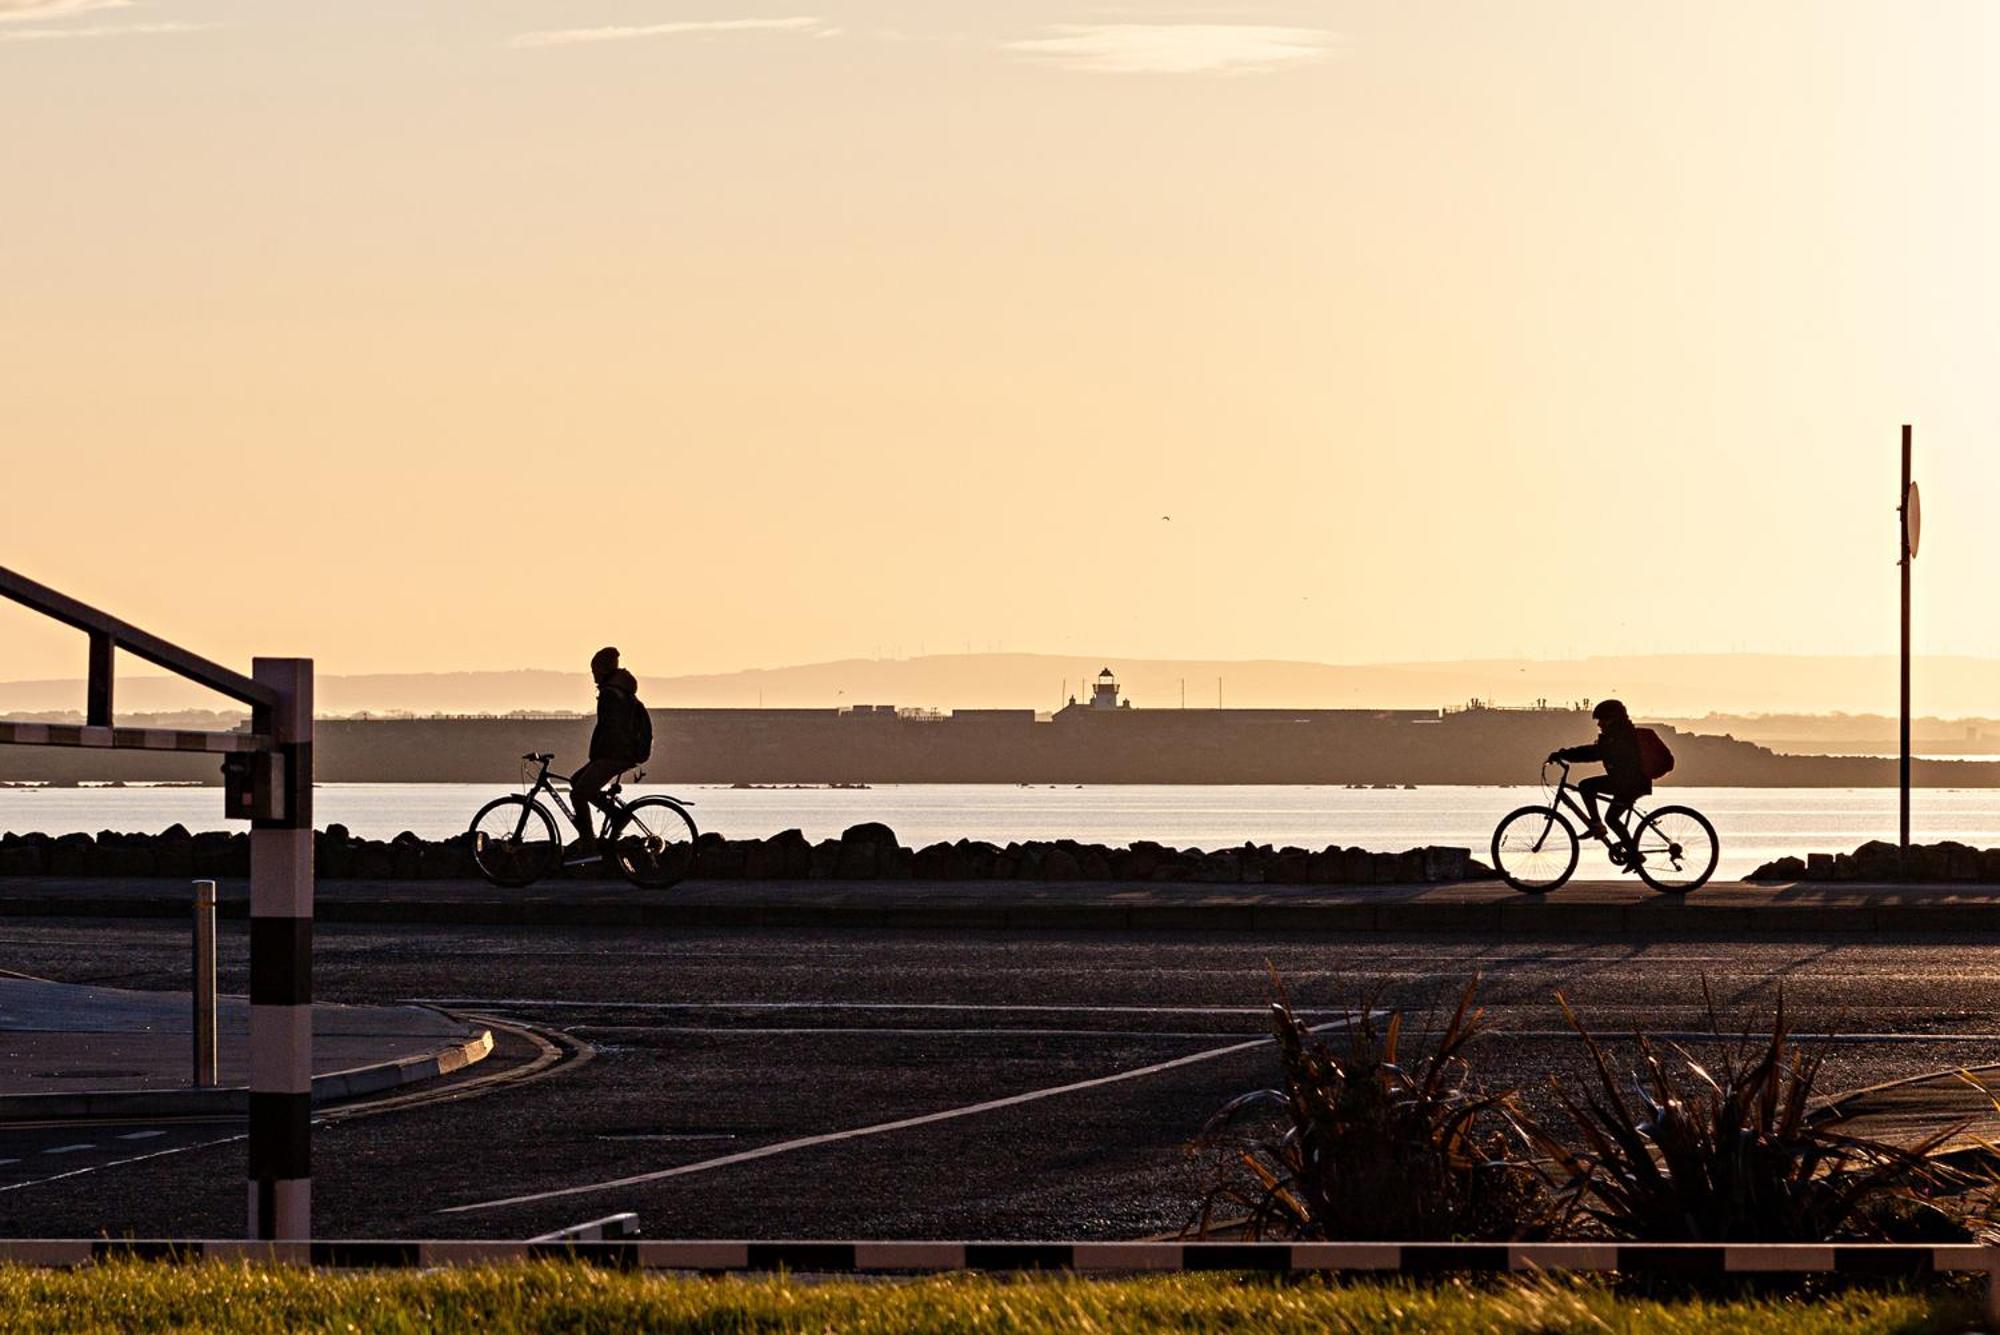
1546, 699, 1674, 867
570, 646, 654, 852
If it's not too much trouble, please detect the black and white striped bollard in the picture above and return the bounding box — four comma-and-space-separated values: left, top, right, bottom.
248, 657, 313, 1240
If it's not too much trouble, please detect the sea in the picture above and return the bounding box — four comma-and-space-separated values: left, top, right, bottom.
4, 783, 1998, 881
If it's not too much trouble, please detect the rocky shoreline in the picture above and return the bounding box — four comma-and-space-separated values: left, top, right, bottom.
0, 823, 1490, 885
1746, 839, 2000, 882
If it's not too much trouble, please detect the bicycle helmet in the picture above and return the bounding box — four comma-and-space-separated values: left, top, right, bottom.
1592, 698, 1629, 723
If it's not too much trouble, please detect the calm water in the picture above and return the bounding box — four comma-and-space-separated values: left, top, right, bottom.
4, 783, 1998, 880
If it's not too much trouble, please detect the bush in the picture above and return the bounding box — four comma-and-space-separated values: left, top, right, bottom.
1524, 982, 1971, 1242
1189, 977, 1559, 1241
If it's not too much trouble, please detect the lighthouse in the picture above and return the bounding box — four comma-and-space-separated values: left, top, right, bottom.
1089, 668, 1127, 710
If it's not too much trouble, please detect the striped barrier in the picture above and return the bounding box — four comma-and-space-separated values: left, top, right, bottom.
3, 1238, 1993, 1303
0, 722, 268, 753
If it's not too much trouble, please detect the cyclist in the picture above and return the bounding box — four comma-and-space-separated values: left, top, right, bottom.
1547, 699, 1650, 868
569, 646, 653, 852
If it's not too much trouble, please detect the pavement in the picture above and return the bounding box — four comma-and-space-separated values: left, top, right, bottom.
0, 974, 493, 1120
2, 920, 1999, 1239
5, 876, 2000, 933
1819, 1064, 2000, 1156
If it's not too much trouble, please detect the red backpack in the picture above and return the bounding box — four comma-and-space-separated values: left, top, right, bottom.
1635, 726, 1675, 780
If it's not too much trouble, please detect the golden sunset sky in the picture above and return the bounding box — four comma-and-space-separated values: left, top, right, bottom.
4, 2, 1996, 687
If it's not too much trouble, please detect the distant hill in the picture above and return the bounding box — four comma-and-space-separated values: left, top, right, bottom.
3, 651, 1997, 719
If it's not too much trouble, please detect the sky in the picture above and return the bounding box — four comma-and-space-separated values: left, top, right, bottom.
4, 1, 1998, 695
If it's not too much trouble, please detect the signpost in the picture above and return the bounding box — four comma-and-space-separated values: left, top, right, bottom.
1899, 425, 1918, 855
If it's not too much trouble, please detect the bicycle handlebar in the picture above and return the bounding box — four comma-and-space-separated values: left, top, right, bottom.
520, 752, 554, 764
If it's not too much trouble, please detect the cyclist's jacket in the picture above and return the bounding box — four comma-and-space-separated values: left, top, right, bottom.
589, 668, 654, 764
1554, 722, 1651, 799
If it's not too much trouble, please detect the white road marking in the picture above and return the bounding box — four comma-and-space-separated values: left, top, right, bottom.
410, 998, 1335, 1017
576, 1031, 1280, 1039
439, 1012, 1376, 1217
42, 1144, 94, 1155
0, 1135, 245, 1195
116, 1130, 167, 1141
0, 1159, 17, 1167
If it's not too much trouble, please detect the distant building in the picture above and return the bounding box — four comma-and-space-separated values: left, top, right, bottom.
1089, 668, 1129, 711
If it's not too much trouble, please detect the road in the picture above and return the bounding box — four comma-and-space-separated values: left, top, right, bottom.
1, 919, 1998, 1239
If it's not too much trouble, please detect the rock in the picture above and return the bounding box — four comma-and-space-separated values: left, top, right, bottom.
0, 844, 45, 876
1343, 847, 1375, 884
1114, 842, 1164, 881
1851, 840, 1900, 880
810, 839, 841, 879
695, 838, 749, 880
913, 842, 954, 880
836, 823, 899, 879
1423, 846, 1472, 881
1262, 850, 1300, 884
49, 832, 94, 876
1041, 848, 1083, 881
1194, 851, 1240, 884
1805, 852, 1835, 881
743, 837, 787, 880
1749, 855, 1807, 881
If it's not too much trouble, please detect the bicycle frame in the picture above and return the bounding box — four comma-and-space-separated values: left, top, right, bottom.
513, 753, 687, 836
1542, 760, 1649, 847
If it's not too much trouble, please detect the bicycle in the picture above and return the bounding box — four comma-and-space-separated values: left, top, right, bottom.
1490, 759, 1718, 894
468, 752, 698, 889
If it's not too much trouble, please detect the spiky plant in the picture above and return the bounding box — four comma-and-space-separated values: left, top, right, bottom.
1188, 975, 1560, 1241
1529, 980, 1964, 1242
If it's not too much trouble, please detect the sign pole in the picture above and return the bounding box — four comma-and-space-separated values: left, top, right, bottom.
1899, 425, 1914, 855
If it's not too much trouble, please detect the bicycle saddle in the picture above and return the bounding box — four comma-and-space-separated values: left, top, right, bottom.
521, 751, 554, 763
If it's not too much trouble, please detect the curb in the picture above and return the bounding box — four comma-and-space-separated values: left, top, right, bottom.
0, 1028, 493, 1123
5, 882, 2000, 935
0, 1238, 1991, 1281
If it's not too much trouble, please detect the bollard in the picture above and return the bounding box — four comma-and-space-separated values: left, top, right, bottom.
193, 880, 217, 1088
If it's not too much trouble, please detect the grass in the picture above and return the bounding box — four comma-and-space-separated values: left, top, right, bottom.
0, 1263, 1981, 1335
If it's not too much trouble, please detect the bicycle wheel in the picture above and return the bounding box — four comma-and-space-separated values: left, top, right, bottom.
1630, 804, 1718, 894
469, 796, 563, 888
610, 796, 698, 889
1492, 806, 1580, 893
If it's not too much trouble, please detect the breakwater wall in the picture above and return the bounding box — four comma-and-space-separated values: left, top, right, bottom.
8, 708, 2000, 785
0, 822, 1489, 884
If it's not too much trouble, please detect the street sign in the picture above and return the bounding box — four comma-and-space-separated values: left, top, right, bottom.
1907, 481, 1921, 560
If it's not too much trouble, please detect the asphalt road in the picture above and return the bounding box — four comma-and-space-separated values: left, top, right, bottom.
3, 919, 2000, 1240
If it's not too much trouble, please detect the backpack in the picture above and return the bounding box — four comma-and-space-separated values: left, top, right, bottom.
1635, 726, 1674, 780
626, 693, 654, 764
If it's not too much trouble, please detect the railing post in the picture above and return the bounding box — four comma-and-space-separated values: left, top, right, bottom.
247, 658, 313, 1241
192, 881, 217, 1088
86, 631, 114, 729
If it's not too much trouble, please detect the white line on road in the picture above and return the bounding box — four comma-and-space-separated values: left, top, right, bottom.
0, 1135, 245, 1196
409, 998, 1332, 1017
440, 1013, 1377, 1217
41, 1144, 93, 1155
577, 1026, 1281, 1039
116, 1130, 167, 1141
